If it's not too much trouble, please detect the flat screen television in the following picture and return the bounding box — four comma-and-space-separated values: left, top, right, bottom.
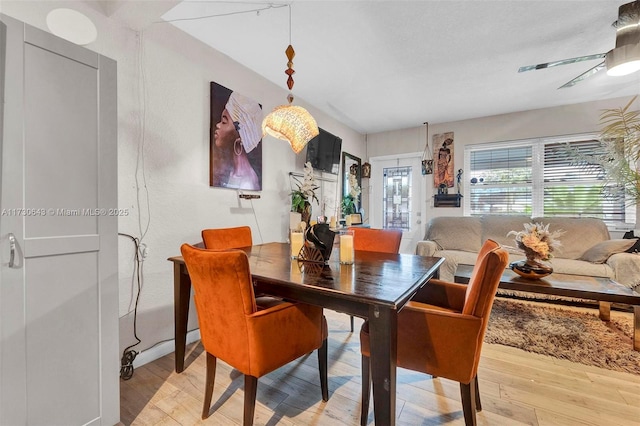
305, 128, 342, 174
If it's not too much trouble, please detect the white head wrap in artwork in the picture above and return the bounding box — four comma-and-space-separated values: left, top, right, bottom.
225, 92, 263, 153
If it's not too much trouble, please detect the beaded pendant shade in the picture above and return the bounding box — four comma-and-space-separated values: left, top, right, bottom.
262, 6, 319, 154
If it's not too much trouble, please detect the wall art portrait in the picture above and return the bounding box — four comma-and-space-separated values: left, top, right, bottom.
210, 82, 263, 190
433, 132, 454, 189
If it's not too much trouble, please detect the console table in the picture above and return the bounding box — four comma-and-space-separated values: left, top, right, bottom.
455, 265, 640, 351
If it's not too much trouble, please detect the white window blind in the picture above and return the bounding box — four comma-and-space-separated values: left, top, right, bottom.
465, 134, 628, 223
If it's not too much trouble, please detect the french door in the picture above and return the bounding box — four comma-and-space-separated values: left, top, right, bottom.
369, 154, 425, 254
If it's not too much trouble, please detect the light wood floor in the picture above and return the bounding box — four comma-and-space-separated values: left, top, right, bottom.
120, 302, 640, 425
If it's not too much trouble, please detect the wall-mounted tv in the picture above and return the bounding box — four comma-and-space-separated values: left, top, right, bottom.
305, 128, 342, 175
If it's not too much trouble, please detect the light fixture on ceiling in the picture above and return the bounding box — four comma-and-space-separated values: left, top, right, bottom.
606, 0, 640, 76
46, 8, 97, 45
262, 5, 319, 154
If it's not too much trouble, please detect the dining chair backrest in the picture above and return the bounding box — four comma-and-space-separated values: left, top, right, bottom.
180, 244, 257, 367
462, 239, 506, 318
348, 227, 402, 254
201, 226, 252, 250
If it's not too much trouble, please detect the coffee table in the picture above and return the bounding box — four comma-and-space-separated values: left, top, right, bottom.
454, 265, 640, 351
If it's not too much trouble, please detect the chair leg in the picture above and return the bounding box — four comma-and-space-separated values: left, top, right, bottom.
243, 375, 258, 426
350, 315, 355, 332
474, 376, 482, 411
318, 338, 329, 401
460, 380, 478, 426
360, 354, 371, 426
202, 353, 217, 419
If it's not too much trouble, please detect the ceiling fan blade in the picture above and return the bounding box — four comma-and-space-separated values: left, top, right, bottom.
518, 53, 606, 73
558, 61, 606, 89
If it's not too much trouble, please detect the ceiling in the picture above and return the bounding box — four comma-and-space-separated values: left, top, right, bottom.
112, 1, 640, 134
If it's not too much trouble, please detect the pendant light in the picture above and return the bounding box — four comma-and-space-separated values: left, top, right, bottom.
361, 134, 371, 178
421, 122, 434, 175
262, 5, 319, 153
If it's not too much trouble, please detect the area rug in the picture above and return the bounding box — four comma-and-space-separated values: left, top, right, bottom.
485, 298, 640, 375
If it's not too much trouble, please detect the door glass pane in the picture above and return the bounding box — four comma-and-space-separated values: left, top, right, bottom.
382, 166, 411, 230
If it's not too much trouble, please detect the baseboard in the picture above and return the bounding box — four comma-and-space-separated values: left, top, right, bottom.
132, 329, 201, 369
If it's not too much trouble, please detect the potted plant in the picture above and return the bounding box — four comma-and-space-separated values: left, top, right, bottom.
564, 96, 640, 214
598, 96, 640, 204
341, 172, 361, 216
291, 162, 319, 225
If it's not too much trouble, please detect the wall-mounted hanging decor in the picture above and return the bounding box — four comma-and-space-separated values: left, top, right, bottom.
433, 131, 454, 189
210, 82, 263, 190
421, 122, 433, 175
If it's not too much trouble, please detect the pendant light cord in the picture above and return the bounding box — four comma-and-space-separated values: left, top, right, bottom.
288, 4, 292, 45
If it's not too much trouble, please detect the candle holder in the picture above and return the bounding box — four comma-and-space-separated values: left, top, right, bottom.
290, 231, 304, 259
339, 230, 355, 265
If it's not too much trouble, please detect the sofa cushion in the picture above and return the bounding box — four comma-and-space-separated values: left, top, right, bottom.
547, 257, 614, 278
579, 239, 638, 263
481, 215, 533, 248
425, 216, 482, 252
532, 217, 610, 260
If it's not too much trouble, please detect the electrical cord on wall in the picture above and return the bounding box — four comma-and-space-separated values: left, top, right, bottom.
118, 232, 143, 380
135, 29, 152, 244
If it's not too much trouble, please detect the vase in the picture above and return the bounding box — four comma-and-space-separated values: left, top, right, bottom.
300, 201, 312, 225
509, 258, 553, 280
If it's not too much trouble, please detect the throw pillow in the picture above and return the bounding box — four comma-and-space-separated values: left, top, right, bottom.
580, 239, 638, 263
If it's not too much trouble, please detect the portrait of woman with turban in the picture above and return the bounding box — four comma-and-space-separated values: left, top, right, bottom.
210, 82, 263, 190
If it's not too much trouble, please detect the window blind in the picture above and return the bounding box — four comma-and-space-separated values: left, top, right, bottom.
465, 135, 627, 223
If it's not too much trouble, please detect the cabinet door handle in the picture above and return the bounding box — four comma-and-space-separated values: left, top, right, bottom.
8, 233, 15, 268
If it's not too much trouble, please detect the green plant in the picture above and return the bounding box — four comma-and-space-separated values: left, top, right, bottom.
341, 194, 357, 215
563, 96, 640, 206
290, 162, 319, 212
598, 96, 640, 204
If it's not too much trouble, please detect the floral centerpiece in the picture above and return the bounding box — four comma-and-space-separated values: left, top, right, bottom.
507, 222, 564, 279
291, 162, 319, 225
341, 173, 361, 216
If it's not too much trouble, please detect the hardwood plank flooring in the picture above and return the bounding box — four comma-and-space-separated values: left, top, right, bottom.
120, 303, 640, 425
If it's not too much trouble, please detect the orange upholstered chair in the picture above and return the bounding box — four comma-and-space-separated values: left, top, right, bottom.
346, 227, 402, 331
202, 226, 252, 250
201, 226, 280, 306
181, 244, 329, 425
360, 239, 508, 426
348, 227, 402, 254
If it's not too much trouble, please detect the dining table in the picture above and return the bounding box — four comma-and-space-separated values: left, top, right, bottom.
168, 241, 443, 425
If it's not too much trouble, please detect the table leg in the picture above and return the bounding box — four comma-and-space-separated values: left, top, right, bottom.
174, 262, 191, 373
634, 306, 639, 352
599, 301, 611, 321
368, 305, 397, 426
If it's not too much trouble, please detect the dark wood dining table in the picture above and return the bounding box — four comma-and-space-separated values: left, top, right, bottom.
168, 242, 443, 425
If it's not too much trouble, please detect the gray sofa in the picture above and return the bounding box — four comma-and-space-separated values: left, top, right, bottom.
416, 215, 640, 291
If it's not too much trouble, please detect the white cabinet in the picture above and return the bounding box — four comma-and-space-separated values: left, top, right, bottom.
0, 14, 119, 425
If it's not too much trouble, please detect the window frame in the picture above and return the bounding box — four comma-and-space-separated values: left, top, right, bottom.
463, 133, 633, 224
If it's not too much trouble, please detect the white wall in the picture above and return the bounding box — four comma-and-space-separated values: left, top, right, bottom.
1, 1, 364, 358
366, 96, 640, 228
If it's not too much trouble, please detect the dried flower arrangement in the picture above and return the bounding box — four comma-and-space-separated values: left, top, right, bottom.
507, 222, 564, 262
